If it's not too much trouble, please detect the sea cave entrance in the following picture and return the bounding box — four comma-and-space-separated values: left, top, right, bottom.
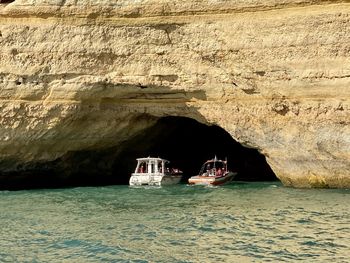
112, 116, 277, 184
0, 116, 277, 190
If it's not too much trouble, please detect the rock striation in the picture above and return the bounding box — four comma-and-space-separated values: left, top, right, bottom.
0, 0, 349, 188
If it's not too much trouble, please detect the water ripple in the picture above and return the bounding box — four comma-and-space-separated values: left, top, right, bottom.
0, 183, 349, 262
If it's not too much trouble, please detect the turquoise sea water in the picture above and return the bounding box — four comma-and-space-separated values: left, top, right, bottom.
0, 182, 349, 262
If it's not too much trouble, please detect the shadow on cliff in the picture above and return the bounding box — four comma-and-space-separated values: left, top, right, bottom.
0, 0, 15, 4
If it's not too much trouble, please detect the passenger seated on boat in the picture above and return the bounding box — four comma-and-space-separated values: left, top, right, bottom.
139, 163, 146, 173
206, 164, 211, 176
206, 169, 214, 176
216, 168, 222, 177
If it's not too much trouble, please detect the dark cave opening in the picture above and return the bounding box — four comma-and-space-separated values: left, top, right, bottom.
0, 116, 277, 190
112, 116, 277, 185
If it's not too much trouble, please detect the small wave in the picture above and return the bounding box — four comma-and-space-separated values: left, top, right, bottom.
0, 182, 349, 262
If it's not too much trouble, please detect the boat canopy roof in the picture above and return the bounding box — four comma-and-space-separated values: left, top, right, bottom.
204, 157, 227, 164
136, 157, 170, 163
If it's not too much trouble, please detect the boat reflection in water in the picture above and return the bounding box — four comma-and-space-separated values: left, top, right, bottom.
129, 157, 183, 186
188, 156, 236, 186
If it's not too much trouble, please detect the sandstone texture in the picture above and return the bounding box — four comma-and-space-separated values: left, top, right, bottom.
0, 0, 349, 188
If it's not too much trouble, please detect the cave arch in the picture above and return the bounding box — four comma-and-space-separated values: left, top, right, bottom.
111, 116, 277, 184
0, 116, 277, 190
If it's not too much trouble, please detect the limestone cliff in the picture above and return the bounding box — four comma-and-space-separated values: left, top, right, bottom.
0, 0, 349, 188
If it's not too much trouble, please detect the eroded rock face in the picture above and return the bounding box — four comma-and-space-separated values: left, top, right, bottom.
0, 0, 349, 188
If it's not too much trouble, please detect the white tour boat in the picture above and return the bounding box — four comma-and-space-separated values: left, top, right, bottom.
129, 157, 183, 186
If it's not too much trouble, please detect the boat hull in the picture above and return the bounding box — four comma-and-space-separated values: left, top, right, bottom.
129, 173, 182, 186
188, 172, 236, 186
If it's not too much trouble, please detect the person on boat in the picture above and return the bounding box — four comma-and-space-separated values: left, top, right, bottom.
139, 163, 145, 173
206, 163, 211, 176
216, 167, 222, 177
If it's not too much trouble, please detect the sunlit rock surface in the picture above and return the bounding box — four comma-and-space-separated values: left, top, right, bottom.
0, 0, 349, 188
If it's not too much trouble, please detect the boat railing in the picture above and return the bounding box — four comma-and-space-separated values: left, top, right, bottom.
198, 158, 229, 177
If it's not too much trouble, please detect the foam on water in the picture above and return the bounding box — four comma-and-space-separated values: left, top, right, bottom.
0, 182, 349, 262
